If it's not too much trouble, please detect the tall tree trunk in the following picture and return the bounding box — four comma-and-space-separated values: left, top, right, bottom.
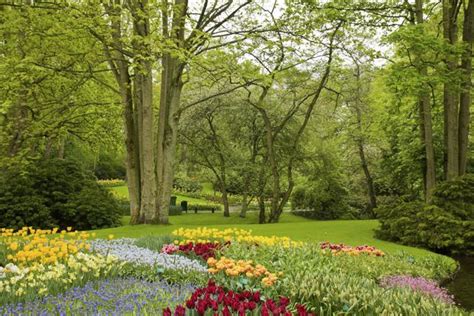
135, 62, 156, 223
121, 73, 141, 224
415, 0, 436, 200
103, 2, 142, 224
155, 0, 187, 224
131, 1, 156, 223
459, 0, 473, 175
443, 0, 460, 180
156, 58, 183, 224
260, 110, 281, 222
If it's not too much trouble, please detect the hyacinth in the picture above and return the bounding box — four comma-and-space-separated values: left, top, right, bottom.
379, 275, 455, 304
0, 277, 196, 315
89, 238, 207, 272
319, 242, 385, 257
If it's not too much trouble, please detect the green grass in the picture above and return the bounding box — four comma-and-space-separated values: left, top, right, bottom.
109, 186, 216, 206
103, 184, 449, 259
93, 212, 440, 258
201, 182, 216, 195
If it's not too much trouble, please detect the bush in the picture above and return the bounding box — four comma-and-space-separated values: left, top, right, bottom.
173, 177, 202, 193
186, 204, 221, 212
93, 153, 126, 180
169, 205, 183, 216
115, 197, 131, 216
0, 159, 122, 230
376, 174, 474, 255
290, 182, 349, 220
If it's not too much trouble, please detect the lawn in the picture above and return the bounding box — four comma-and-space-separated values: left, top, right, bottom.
93, 212, 440, 258
103, 185, 444, 258
109, 185, 216, 205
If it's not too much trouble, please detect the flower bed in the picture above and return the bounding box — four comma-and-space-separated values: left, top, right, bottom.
164, 280, 314, 316
319, 241, 385, 257
0, 226, 467, 315
90, 238, 207, 272
161, 241, 227, 261
0, 277, 195, 315
379, 275, 455, 304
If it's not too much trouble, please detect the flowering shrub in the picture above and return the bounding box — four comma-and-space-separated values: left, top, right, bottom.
320, 242, 385, 257
0, 253, 119, 304
90, 238, 207, 272
207, 256, 278, 287
172, 227, 303, 247
0, 277, 195, 315
1, 227, 92, 266
164, 280, 315, 316
162, 241, 228, 261
379, 275, 455, 304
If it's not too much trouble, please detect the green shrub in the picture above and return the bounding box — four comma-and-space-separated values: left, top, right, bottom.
173, 177, 202, 193
290, 183, 349, 220
186, 204, 221, 212
0, 176, 55, 229
431, 174, 474, 220
115, 197, 131, 216
376, 174, 474, 255
0, 159, 122, 230
93, 153, 126, 180
169, 205, 183, 216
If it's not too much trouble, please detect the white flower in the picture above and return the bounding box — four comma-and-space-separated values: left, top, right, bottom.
5, 263, 20, 274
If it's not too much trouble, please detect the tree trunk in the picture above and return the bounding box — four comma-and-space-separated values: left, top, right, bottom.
156, 60, 183, 224
57, 135, 65, 159
260, 110, 281, 222
155, 0, 187, 225
443, 0, 460, 180
121, 75, 141, 224
258, 195, 266, 224
418, 94, 437, 201
131, 2, 156, 223
43, 136, 53, 159
358, 141, 377, 212
221, 183, 230, 217
101, 2, 142, 224
459, 0, 473, 175
415, 0, 436, 201
135, 63, 156, 223
240, 193, 249, 218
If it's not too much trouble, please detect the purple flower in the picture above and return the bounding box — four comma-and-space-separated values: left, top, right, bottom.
379, 275, 455, 304
0, 277, 196, 315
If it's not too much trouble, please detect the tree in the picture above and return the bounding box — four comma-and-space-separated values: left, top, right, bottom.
459, 0, 474, 175
0, 3, 121, 171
